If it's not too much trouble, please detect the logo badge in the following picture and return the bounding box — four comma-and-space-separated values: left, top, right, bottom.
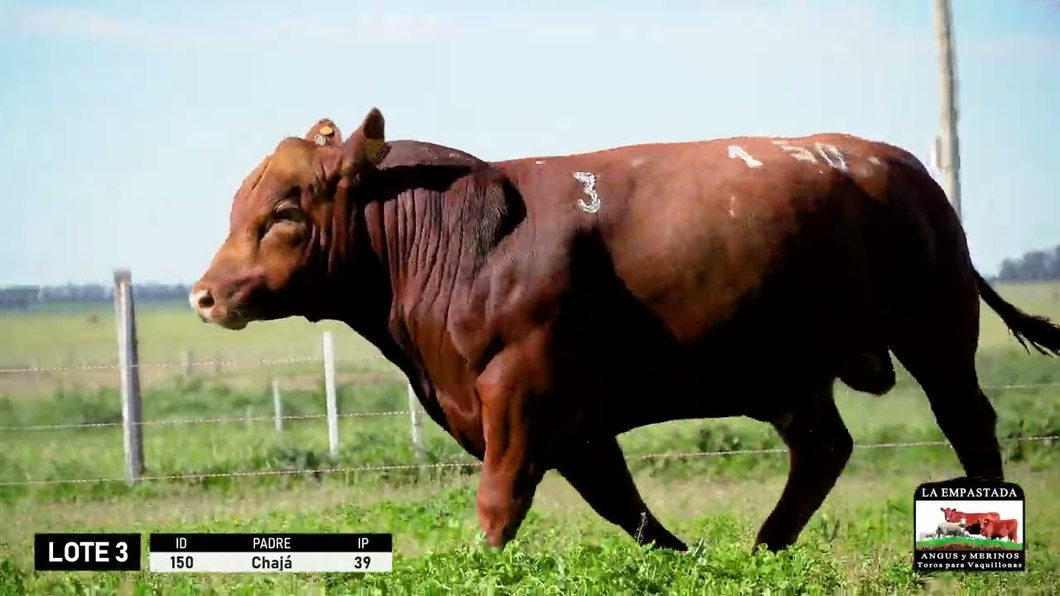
914, 478, 1025, 572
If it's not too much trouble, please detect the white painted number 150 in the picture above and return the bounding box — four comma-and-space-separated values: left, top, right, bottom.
771, 140, 849, 172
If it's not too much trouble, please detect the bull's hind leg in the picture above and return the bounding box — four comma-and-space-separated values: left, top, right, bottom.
556, 436, 687, 551
755, 383, 853, 552
890, 344, 1003, 480
886, 269, 1003, 480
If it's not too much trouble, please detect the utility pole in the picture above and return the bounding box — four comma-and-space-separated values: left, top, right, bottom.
933, 0, 962, 220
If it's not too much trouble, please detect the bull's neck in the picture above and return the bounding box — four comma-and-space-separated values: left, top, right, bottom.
330, 149, 518, 417
391, 189, 474, 339
355, 186, 475, 389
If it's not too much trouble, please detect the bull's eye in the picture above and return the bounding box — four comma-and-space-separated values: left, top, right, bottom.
258, 199, 306, 241
274, 207, 302, 222
272, 199, 304, 224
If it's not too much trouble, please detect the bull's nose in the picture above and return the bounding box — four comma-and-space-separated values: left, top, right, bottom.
189, 288, 215, 319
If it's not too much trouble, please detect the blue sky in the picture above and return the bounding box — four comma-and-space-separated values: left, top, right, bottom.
1, 0, 1057, 285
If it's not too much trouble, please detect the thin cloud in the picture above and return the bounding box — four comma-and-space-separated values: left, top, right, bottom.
959, 34, 1060, 58
2, 1, 1055, 57
0, 3, 457, 46
0, 2, 924, 54
1, 3, 186, 46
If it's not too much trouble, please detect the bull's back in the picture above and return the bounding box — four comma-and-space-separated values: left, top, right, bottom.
482, 134, 956, 421
507, 134, 926, 334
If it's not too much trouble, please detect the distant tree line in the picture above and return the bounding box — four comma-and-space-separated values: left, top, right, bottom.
0, 282, 191, 311
996, 245, 1060, 282
0, 243, 1056, 311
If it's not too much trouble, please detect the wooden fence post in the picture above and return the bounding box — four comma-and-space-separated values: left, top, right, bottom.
113, 269, 144, 485
272, 378, 284, 432
933, 0, 962, 220
182, 349, 194, 378
407, 382, 425, 464
322, 331, 339, 458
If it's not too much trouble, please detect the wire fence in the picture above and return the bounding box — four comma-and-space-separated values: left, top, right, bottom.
4, 275, 1059, 490
5, 351, 1057, 385
1, 374, 1057, 434
2, 435, 1055, 488
0, 354, 385, 374
0, 410, 409, 432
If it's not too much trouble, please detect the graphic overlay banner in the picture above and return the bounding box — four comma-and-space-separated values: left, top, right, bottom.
148, 533, 392, 573
34, 533, 141, 571
914, 479, 1025, 572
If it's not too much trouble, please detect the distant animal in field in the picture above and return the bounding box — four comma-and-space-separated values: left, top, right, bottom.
918, 530, 936, 541
980, 517, 1019, 543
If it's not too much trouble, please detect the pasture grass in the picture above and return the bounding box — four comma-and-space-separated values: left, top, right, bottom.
0, 281, 1058, 593
0, 359, 1057, 593
916, 537, 1022, 549
1, 466, 1058, 594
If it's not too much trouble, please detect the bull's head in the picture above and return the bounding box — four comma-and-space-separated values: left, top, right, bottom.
940, 507, 957, 522
190, 108, 389, 330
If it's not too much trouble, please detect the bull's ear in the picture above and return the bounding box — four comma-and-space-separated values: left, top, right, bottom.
306, 118, 343, 147
343, 107, 389, 170
316, 108, 388, 189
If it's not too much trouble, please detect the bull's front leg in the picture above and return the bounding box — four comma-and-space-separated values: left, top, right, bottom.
474, 336, 550, 549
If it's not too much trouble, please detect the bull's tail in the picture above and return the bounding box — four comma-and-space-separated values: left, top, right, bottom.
974, 270, 1060, 356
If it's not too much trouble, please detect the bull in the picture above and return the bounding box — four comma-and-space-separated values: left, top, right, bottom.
980, 517, 1019, 543
940, 506, 999, 536
190, 107, 1060, 553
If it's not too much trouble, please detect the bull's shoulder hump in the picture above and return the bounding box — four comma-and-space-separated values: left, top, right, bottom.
384, 140, 490, 169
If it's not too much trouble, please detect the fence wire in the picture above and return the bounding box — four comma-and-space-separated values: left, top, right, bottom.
0, 435, 1055, 488
0, 410, 409, 432
0, 354, 384, 374
1, 380, 1057, 433
3, 353, 1057, 387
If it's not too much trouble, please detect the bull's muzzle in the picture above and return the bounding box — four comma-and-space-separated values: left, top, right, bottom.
189, 287, 214, 322
189, 283, 248, 330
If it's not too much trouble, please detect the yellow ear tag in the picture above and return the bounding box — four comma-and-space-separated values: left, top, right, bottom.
319, 125, 334, 136
365, 138, 387, 163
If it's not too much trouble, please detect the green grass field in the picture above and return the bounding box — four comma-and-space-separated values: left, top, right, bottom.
916, 536, 1023, 549
1, 281, 1059, 594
